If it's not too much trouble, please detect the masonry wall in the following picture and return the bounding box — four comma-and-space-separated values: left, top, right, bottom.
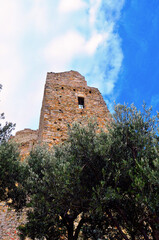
13, 129, 38, 160
0, 202, 27, 240
38, 70, 111, 146
0, 70, 111, 239
0, 130, 38, 239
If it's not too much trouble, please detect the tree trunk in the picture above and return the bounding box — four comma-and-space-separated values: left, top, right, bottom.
152, 229, 159, 240
140, 228, 149, 240
74, 217, 84, 240
67, 222, 74, 240
106, 209, 129, 240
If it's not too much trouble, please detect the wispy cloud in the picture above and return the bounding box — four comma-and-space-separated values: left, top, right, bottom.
0, 0, 125, 132
44, 30, 108, 71
27, 0, 50, 34
85, 0, 125, 94
0, 1, 26, 128
58, 0, 87, 13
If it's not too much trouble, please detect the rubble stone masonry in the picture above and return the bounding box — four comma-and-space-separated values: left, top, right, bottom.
13, 129, 38, 160
38, 70, 111, 146
0, 70, 111, 239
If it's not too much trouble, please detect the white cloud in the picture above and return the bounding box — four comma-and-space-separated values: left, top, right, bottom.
44, 29, 108, 71
0, 1, 46, 132
0, 0, 125, 133
89, 0, 102, 26
58, 0, 87, 13
27, 0, 49, 34
83, 0, 125, 96
86, 32, 109, 55
44, 31, 85, 71
0, 1, 26, 123
0, 0, 23, 40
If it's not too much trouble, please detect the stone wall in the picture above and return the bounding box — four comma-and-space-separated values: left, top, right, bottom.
13, 129, 38, 160
0, 202, 27, 240
38, 70, 111, 146
0, 70, 111, 239
12, 70, 111, 154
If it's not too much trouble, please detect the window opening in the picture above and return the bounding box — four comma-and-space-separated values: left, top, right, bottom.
78, 97, 84, 109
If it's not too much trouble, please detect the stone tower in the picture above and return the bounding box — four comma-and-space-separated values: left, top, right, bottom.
13, 70, 111, 158
38, 70, 110, 146
1, 71, 111, 239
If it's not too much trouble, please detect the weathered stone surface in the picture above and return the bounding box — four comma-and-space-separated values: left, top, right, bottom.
38, 70, 111, 146
13, 128, 38, 160
0, 70, 111, 239
12, 70, 111, 154
0, 202, 27, 240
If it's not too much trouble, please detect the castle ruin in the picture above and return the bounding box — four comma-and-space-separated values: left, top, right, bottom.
14, 70, 111, 158
0, 71, 111, 239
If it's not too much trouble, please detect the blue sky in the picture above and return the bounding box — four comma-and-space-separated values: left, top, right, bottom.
0, 0, 158, 132
115, 0, 159, 112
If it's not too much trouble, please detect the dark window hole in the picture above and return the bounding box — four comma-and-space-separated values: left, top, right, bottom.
78, 97, 84, 109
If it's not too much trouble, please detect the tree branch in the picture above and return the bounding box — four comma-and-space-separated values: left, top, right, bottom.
106, 209, 129, 240
74, 216, 85, 240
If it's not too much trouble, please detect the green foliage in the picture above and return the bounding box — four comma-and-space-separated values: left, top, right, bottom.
0, 85, 16, 143
19, 121, 106, 240
0, 142, 27, 208
17, 103, 159, 240
0, 85, 26, 207
87, 103, 159, 239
